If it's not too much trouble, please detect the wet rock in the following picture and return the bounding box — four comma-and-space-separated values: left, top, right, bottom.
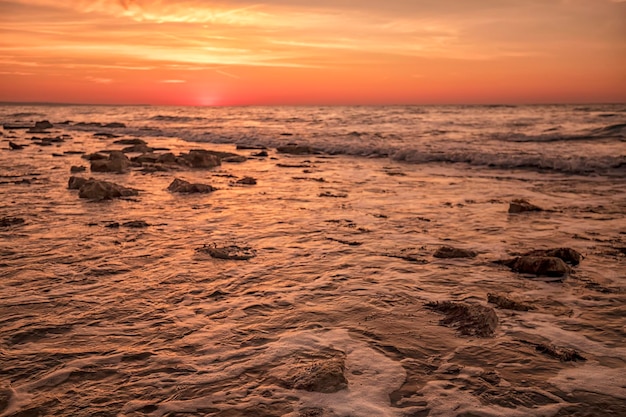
94, 132, 120, 138
83, 152, 108, 161
526, 342, 587, 362
122, 144, 153, 153
167, 178, 216, 193
122, 220, 149, 228
35, 120, 53, 129
487, 293, 534, 311
277, 144, 316, 155
70, 165, 86, 173
223, 155, 247, 163
508, 256, 569, 277
252, 150, 269, 157
0, 216, 25, 227
131, 153, 160, 164
283, 357, 348, 393
156, 152, 178, 164
236, 176, 257, 185
426, 301, 498, 337
433, 245, 477, 259
319, 191, 348, 198
8, 141, 24, 150
103, 122, 126, 128
68, 176, 90, 190
196, 243, 256, 260
77, 179, 139, 200
114, 138, 146, 145
2, 123, 31, 130
521, 247, 582, 265
180, 150, 221, 169
90, 151, 132, 173
105, 222, 120, 228
508, 199, 543, 213
236, 144, 267, 150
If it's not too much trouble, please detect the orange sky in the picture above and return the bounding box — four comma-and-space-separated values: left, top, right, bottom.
0, 0, 625, 106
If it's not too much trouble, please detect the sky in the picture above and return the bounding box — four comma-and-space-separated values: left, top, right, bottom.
0, 0, 625, 106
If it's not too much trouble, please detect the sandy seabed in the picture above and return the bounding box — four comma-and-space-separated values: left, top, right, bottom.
1, 121, 625, 417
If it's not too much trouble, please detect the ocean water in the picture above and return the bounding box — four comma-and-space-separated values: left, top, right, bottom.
0, 104, 625, 416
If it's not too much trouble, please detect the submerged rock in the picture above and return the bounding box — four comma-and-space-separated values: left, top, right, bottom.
122, 220, 150, 228
277, 144, 316, 155
286, 358, 348, 393
180, 150, 221, 169
0, 216, 25, 227
113, 138, 146, 145
508, 199, 543, 213
35, 120, 53, 129
521, 247, 582, 265
122, 144, 153, 153
103, 122, 126, 128
8, 141, 24, 150
70, 165, 86, 173
433, 245, 477, 259
426, 301, 498, 337
235, 176, 257, 185
196, 243, 256, 260
167, 178, 216, 193
487, 293, 534, 311
506, 256, 569, 277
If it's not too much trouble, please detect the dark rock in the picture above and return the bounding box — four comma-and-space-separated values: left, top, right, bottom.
521, 247, 582, 265
90, 151, 131, 173
433, 245, 477, 259
103, 122, 126, 128
236, 176, 257, 185
223, 155, 247, 163
27, 127, 50, 134
508, 199, 543, 213
83, 152, 108, 161
508, 256, 569, 277
236, 144, 267, 150
8, 141, 25, 150
426, 301, 498, 337
277, 144, 316, 155
0, 386, 12, 412
122, 144, 153, 153
167, 178, 215, 193
105, 222, 120, 228
319, 191, 348, 198
156, 152, 178, 164
94, 132, 120, 138
68, 176, 90, 190
70, 166, 86, 173
35, 120, 53, 129
114, 138, 146, 145
2, 124, 31, 130
131, 153, 160, 164
252, 150, 269, 157
487, 293, 534, 311
283, 357, 348, 393
122, 220, 149, 228
196, 243, 256, 260
180, 150, 221, 169
77, 179, 138, 200
0, 216, 25, 227
534, 343, 586, 362
75, 122, 103, 127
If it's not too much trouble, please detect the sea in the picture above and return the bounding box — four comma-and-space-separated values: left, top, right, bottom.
0, 104, 625, 417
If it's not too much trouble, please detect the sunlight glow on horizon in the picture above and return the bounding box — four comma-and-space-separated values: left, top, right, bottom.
0, 0, 624, 106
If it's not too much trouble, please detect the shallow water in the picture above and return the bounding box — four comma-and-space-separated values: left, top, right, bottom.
0, 105, 625, 416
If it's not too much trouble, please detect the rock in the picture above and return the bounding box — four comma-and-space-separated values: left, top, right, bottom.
426, 301, 498, 337
236, 144, 267, 150
0, 216, 25, 227
122, 144, 153, 153
90, 151, 131, 173
8, 141, 24, 150
83, 152, 108, 161
156, 152, 178, 164
2, 123, 31, 130
534, 343, 586, 362
223, 155, 247, 163
180, 150, 221, 169
68, 176, 90, 190
113, 138, 146, 145
105, 222, 120, 228
167, 178, 215, 193
288, 358, 348, 393
487, 293, 534, 311
35, 120, 53, 129
70, 166, 86, 173
77, 179, 138, 200
131, 153, 160, 164
236, 176, 257, 185
103, 122, 126, 128
521, 247, 582, 265
94, 132, 120, 138
433, 245, 477, 259
122, 220, 149, 228
196, 243, 256, 260
252, 150, 268, 157
277, 144, 316, 155
0, 386, 13, 413
508, 199, 543, 213
319, 191, 348, 198
509, 256, 569, 277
